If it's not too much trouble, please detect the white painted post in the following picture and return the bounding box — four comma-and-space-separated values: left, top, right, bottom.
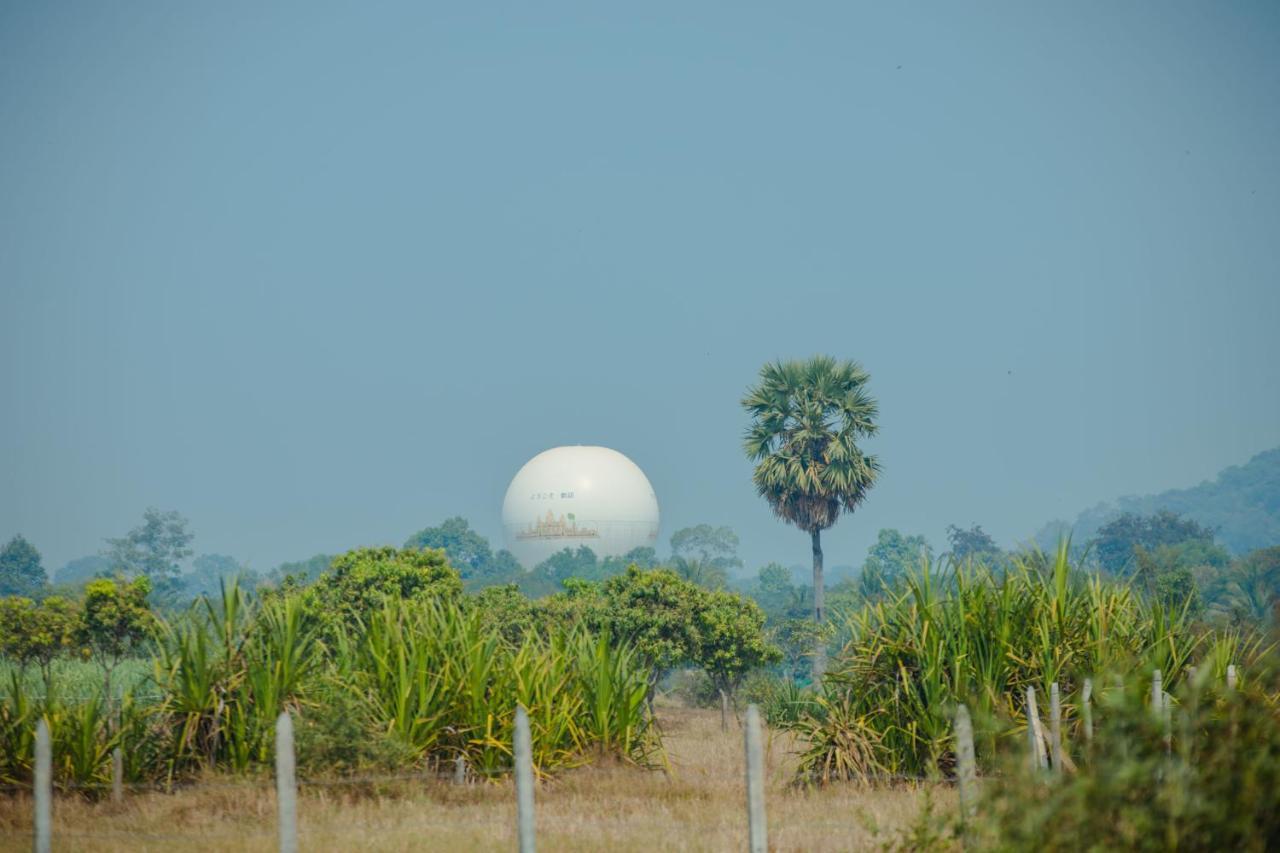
954, 703, 977, 826
1025, 686, 1047, 771
1151, 670, 1162, 717
1162, 691, 1173, 755
275, 712, 297, 853
1226, 664, 1238, 691
111, 747, 123, 804
1081, 678, 1093, 745
454, 755, 467, 786
1049, 683, 1063, 774
514, 705, 536, 853
744, 704, 767, 853
34, 719, 51, 853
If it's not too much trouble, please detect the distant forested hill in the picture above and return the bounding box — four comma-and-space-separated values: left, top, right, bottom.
1038, 447, 1280, 555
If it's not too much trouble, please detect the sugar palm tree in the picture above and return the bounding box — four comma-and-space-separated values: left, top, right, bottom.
742, 356, 880, 677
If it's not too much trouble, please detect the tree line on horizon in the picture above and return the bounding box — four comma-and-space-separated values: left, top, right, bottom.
3, 354, 1279, 657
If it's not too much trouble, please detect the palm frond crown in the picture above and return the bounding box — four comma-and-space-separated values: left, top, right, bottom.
741, 356, 880, 533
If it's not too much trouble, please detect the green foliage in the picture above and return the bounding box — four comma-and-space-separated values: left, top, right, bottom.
292, 684, 416, 775
596, 567, 704, 680
0, 576, 662, 788
401, 517, 662, 593
530, 566, 781, 705
302, 546, 462, 631
514, 545, 658, 594
336, 596, 660, 773
1064, 447, 1280, 556
671, 557, 729, 590
537, 546, 606, 583
0, 658, 151, 702
771, 617, 832, 681
0, 596, 82, 690
103, 507, 194, 583
469, 583, 537, 643
182, 553, 258, 601
1131, 544, 1203, 617
54, 555, 112, 587
791, 544, 1208, 781
861, 528, 932, 597
944, 523, 1001, 563
0, 535, 47, 597
78, 576, 157, 694
268, 553, 333, 587
80, 576, 156, 660
742, 356, 880, 675
742, 356, 880, 536
404, 516, 522, 584
977, 666, 1280, 851
751, 562, 797, 619
695, 589, 781, 695
1205, 546, 1280, 626
670, 525, 742, 586
740, 672, 820, 727
1093, 510, 1217, 576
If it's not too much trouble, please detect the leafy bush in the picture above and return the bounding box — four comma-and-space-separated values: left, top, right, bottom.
293, 685, 416, 775
976, 665, 1280, 851
526, 567, 781, 705
0, 595, 84, 692
79, 576, 156, 695
302, 546, 462, 632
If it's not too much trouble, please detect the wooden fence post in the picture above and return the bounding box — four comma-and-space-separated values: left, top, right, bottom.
34, 719, 51, 853
111, 747, 123, 804
515, 705, 536, 853
744, 704, 767, 853
276, 712, 297, 853
454, 756, 467, 786
1025, 686, 1047, 771
1049, 683, 1063, 774
954, 703, 977, 828
1081, 678, 1093, 745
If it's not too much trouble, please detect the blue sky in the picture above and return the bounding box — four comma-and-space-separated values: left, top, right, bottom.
2, 1, 1278, 575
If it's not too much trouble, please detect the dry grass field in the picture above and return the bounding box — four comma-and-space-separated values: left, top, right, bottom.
0, 706, 950, 852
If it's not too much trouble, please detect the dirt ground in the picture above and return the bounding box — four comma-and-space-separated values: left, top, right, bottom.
0, 706, 951, 851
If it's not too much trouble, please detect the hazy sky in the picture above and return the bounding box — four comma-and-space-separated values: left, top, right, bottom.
3, 1, 1279, 576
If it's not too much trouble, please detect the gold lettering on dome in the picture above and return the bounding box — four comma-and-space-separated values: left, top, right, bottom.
516, 510, 599, 541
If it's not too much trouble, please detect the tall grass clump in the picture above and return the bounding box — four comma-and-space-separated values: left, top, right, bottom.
338, 598, 659, 776
0, 576, 661, 791
793, 543, 1243, 782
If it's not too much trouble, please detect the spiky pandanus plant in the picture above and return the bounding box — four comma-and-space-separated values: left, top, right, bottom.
795, 544, 1220, 783
742, 356, 880, 678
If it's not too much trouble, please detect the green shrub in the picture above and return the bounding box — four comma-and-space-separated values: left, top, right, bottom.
294, 686, 415, 775
976, 665, 1280, 851
302, 546, 462, 634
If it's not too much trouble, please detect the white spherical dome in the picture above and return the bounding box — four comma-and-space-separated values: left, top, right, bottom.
502, 446, 660, 568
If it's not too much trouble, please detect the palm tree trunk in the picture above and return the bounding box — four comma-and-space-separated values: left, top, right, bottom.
812, 528, 827, 680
